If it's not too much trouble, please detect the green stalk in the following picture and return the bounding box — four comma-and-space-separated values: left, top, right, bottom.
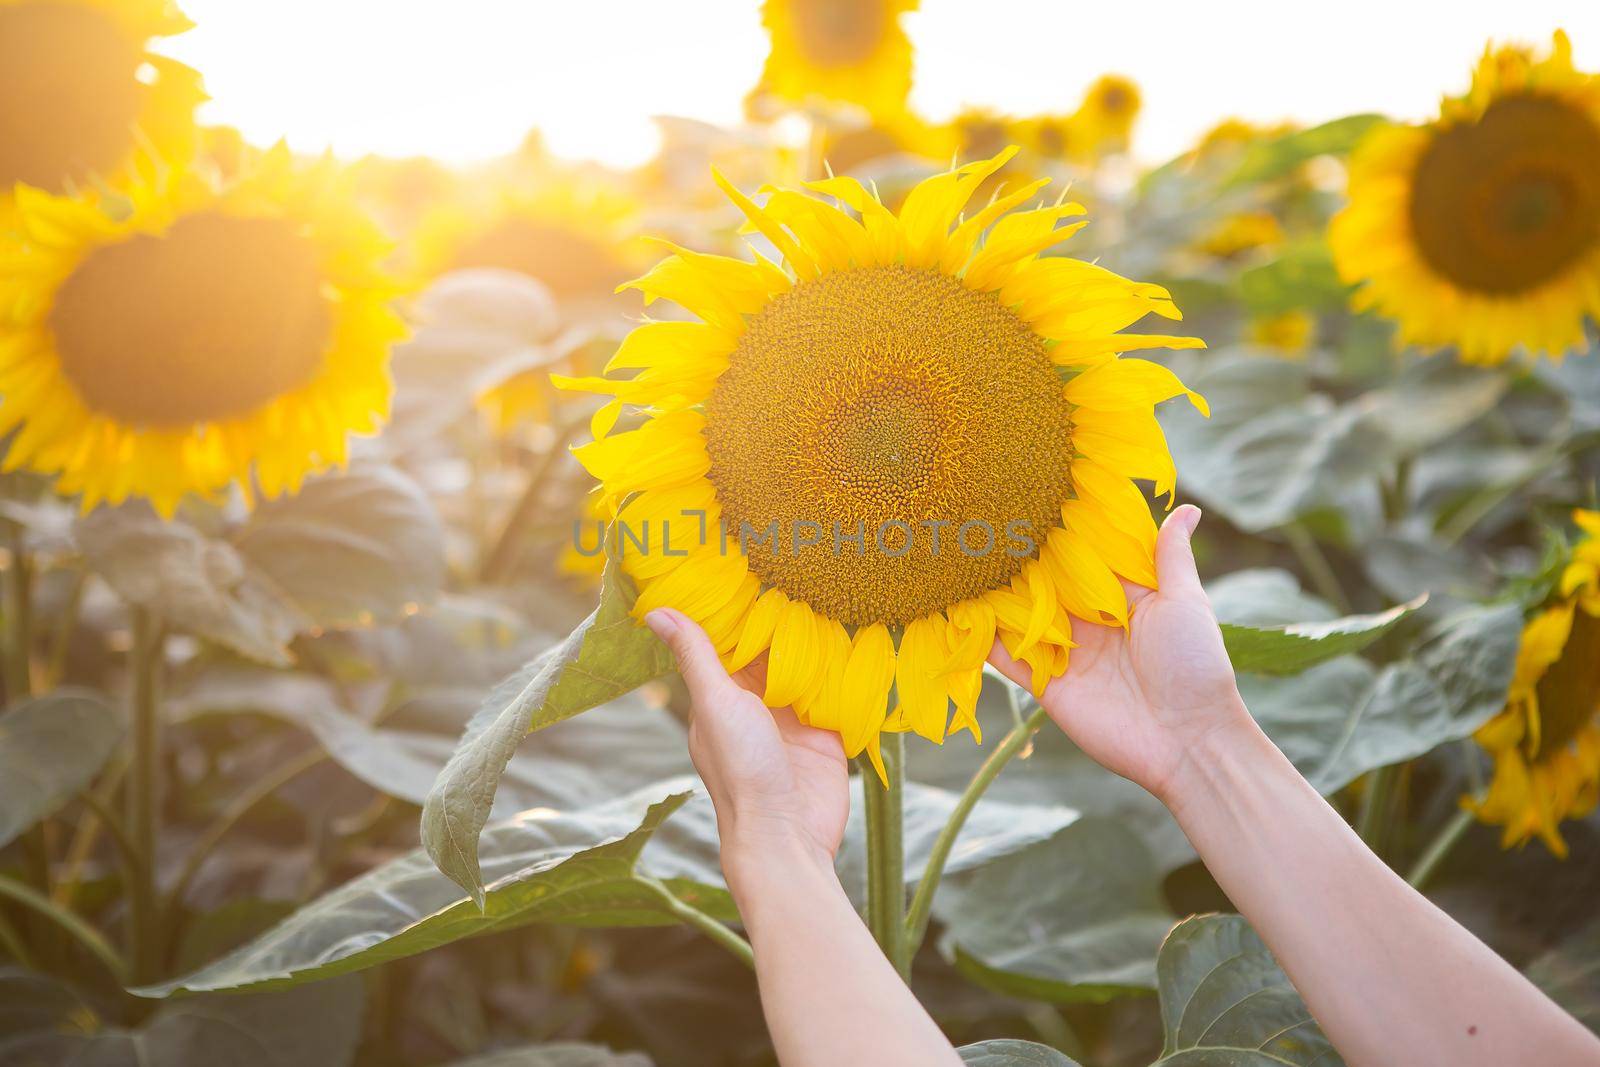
0, 872, 126, 983
1282, 522, 1350, 614
859, 730, 908, 979
904, 703, 1048, 955
479, 413, 587, 584
5, 520, 34, 699
1406, 808, 1476, 891
1356, 763, 1400, 853
125, 608, 164, 984
636, 874, 755, 969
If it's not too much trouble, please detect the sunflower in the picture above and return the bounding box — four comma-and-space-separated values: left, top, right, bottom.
1329, 31, 1600, 365
0, 147, 406, 516
556, 148, 1206, 774
0, 0, 203, 219
414, 181, 643, 433
1068, 75, 1141, 162
1246, 309, 1315, 357
1470, 510, 1600, 857
751, 0, 919, 119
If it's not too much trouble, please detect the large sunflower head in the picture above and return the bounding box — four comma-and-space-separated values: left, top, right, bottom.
557, 148, 1206, 774
0, 146, 406, 516
1471, 510, 1600, 857
0, 0, 202, 215
750, 0, 919, 120
1330, 31, 1600, 365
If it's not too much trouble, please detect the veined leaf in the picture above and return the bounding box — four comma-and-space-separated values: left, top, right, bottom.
137, 785, 693, 997
422, 559, 675, 903
1221, 595, 1425, 676
446, 1045, 654, 1067
75, 503, 308, 666
0, 691, 121, 849
937, 818, 1174, 1002
1, 970, 364, 1066
958, 1039, 1084, 1066
1153, 914, 1343, 1066
233, 464, 446, 629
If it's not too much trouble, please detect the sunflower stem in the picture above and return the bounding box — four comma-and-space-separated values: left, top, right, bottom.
1406, 808, 1476, 892
0, 871, 126, 984
1356, 762, 1400, 854
860, 730, 909, 979
636, 874, 755, 970
125, 607, 164, 985
479, 413, 587, 584
1282, 522, 1350, 614
904, 697, 1047, 957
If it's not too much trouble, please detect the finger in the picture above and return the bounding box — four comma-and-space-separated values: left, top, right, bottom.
985, 638, 1031, 690
644, 608, 733, 699
1154, 505, 1205, 600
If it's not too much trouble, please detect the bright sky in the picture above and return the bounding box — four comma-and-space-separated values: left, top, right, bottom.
162, 0, 1600, 168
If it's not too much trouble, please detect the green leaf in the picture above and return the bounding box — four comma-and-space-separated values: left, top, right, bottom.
1358, 357, 1510, 456
1221, 595, 1425, 676
75, 503, 308, 666
1240, 602, 1520, 793
1153, 914, 1343, 1066
1237, 240, 1346, 316
233, 465, 446, 629
1159, 353, 1391, 534
1, 970, 364, 1066
421, 559, 675, 903
1223, 113, 1386, 187
1524, 917, 1600, 1035
0, 691, 121, 848
171, 668, 695, 818
446, 1043, 654, 1067
137, 785, 693, 996
936, 818, 1174, 1002
1207, 568, 1337, 629
958, 1039, 1084, 1066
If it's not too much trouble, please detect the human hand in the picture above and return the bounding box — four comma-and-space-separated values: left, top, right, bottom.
644, 608, 849, 886
987, 505, 1261, 806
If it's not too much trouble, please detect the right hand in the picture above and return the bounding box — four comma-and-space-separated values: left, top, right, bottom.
987, 505, 1260, 805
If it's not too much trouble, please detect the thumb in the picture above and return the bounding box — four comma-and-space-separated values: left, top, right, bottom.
644, 608, 732, 699
1154, 505, 1205, 599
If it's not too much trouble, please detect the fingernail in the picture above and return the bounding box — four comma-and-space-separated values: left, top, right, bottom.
643, 609, 678, 641
1179, 505, 1202, 535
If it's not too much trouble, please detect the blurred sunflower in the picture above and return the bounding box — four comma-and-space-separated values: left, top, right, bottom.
0, 0, 203, 215
1330, 31, 1600, 364
1195, 210, 1285, 260
1246, 309, 1315, 357
1069, 74, 1141, 161
752, 0, 919, 119
557, 148, 1206, 773
1470, 511, 1600, 857
0, 147, 405, 516
414, 182, 643, 433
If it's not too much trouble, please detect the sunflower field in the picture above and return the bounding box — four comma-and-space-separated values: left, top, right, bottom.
2, 2, 1599, 1065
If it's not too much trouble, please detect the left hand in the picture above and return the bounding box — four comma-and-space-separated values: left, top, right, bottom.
644, 608, 849, 880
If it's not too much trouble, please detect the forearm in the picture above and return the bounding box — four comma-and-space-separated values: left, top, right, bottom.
1165, 708, 1600, 1067
725, 838, 962, 1067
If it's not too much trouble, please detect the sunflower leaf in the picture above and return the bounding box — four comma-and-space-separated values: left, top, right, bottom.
958, 1040, 1084, 1066
1222, 112, 1386, 188
74, 503, 309, 666
421, 559, 676, 902
0, 691, 121, 849
936, 817, 1175, 1002
444, 1045, 654, 1067
232, 464, 447, 630
1220, 594, 1426, 675
2, 971, 365, 1066
135, 785, 693, 996
1153, 914, 1343, 1066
